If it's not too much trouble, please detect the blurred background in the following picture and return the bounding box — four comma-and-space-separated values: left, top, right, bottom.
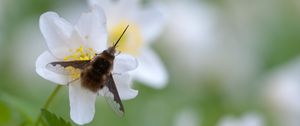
1, 0, 300, 126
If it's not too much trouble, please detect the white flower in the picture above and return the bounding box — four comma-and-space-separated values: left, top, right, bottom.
217, 112, 264, 126
264, 56, 300, 126
88, 0, 168, 89
163, 1, 260, 101
173, 108, 200, 126
162, 1, 219, 82
36, 7, 138, 125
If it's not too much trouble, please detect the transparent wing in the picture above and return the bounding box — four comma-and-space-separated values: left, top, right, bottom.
100, 74, 124, 117
46, 60, 90, 75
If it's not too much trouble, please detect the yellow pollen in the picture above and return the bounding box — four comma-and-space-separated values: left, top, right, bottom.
63, 46, 95, 61
109, 22, 143, 56
63, 46, 96, 79
65, 66, 81, 79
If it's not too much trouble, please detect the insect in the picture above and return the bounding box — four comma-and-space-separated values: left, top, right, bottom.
46, 25, 130, 116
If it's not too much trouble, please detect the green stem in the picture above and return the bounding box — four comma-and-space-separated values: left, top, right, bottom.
35, 85, 62, 126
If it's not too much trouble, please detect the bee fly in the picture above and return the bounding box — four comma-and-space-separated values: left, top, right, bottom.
46, 25, 130, 116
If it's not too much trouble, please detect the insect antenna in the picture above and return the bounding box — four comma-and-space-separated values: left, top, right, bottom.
113, 25, 129, 48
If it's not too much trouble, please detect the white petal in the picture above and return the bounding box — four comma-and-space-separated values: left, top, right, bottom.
69, 82, 97, 125
36, 51, 70, 85
133, 48, 168, 89
75, 6, 107, 52
113, 54, 138, 73
136, 4, 165, 43
39, 12, 74, 59
113, 73, 138, 100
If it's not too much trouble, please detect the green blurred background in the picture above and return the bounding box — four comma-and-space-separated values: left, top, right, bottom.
1, 0, 300, 126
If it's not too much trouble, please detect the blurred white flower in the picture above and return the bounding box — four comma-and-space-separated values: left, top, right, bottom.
264, 56, 300, 126
162, 1, 219, 79
162, 1, 260, 104
217, 112, 264, 126
88, 0, 168, 89
36, 7, 138, 125
173, 108, 200, 126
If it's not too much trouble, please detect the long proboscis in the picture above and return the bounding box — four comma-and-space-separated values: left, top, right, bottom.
113, 25, 130, 48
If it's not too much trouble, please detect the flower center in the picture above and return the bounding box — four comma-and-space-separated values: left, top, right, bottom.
109, 22, 143, 56
63, 46, 96, 80
63, 46, 96, 61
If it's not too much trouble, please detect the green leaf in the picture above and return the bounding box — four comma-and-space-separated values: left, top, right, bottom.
41, 109, 72, 126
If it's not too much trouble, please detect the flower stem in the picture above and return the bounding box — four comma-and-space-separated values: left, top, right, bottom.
35, 85, 62, 126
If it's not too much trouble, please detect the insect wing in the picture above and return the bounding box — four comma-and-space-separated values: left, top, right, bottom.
101, 74, 124, 117
46, 60, 90, 75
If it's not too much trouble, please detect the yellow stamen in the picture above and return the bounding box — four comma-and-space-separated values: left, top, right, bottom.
109, 22, 143, 56
63, 45, 96, 80
63, 46, 95, 61
65, 66, 81, 79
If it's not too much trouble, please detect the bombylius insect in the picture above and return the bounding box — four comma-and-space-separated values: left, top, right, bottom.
46, 25, 130, 116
